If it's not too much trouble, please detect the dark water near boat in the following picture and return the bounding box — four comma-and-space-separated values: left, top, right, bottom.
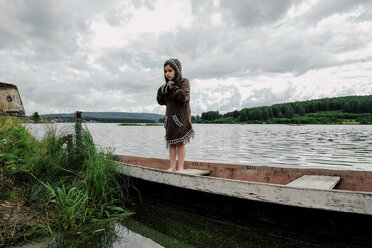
26, 123, 372, 170
13, 200, 328, 248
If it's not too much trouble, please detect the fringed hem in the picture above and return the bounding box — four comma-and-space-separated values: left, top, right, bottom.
165, 128, 195, 149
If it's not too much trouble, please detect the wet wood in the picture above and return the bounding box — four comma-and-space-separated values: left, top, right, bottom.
177, 169, 210, 176
286, 175, 340, 190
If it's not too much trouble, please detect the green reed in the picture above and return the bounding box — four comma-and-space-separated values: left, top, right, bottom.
0, 116, 128, 236
30, 125, 128, 231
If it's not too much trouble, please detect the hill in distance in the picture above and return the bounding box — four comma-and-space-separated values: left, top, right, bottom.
197, 95, 372, 125
40, 112, 164, 123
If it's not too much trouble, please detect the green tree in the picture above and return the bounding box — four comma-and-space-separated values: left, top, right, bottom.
355, 101, 363, 113
342, 102, 351, 112
201, 111, 220, 121
247, 110, 255, 121
253, 109, 263, 120
294, 104, 305, 116
334, 100, 343, 111
32, 112, 41, 123
283, 105, 294, 118
272, 105, 282, 118
239, 110, 248, 122
366, 101, 372, 113
307, 102, 318, 113
318, 101, 324, 111
232, 110, 239, 118
262, 107, 270, 120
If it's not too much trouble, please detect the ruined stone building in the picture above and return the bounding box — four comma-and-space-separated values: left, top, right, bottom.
0, 82, 25, 116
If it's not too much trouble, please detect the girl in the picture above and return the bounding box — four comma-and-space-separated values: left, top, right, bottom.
157, 58, 194, 172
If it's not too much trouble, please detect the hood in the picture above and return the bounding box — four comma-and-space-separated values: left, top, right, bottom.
164, 58, 182, 83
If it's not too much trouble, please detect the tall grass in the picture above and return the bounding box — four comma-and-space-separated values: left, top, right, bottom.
0, 117, 36, 193
30, 125, 128, 231
1, 117, 129, 234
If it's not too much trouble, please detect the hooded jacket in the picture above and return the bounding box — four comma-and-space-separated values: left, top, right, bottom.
157, 59, 194, 147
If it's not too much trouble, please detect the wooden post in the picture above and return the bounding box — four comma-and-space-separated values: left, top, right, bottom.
75, 111, 82, 148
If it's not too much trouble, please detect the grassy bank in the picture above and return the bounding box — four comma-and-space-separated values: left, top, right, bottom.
0, 117, 129, 246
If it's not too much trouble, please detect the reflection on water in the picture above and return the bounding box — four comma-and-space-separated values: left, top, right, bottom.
14, 201, 324, 248
11, 224, 166, 248
25, 123, 372, 170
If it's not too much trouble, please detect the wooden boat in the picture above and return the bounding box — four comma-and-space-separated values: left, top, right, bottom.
114, 155, 372, 246
115, 155, 372, 216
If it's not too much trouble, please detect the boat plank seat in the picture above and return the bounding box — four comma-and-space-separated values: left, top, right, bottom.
178, 169, 210, 176
286, 175, 340, 190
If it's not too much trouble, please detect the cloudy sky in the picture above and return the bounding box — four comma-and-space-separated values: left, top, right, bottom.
1, 0, 372, 116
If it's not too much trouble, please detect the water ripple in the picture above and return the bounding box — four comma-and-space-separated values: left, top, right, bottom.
25, 123, 372, 171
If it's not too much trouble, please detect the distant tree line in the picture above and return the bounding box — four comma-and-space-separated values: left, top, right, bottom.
42, 117, 156, 123
193, 95, 372, 124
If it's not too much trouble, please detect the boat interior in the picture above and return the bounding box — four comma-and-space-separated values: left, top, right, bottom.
116, 155, 372, 192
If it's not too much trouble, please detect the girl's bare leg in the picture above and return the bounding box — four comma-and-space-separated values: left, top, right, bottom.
169, 144, 177, 171
177, 142, 186, 171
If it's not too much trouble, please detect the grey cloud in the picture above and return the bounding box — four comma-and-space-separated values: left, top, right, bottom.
190, 0, 215, 15
350, 9, 372, 23
304, 0, 372, 23
0, 0, 92, 64
0, 1, 206, 113
132, 0, 157, 10
241, 84, 300, 108
217, 88, 242, 112
96, 33, 165, 71
95, 48, 135, 75
189, 0, 218, 27
175, 13, 372, 79
177, 0, 372, 78
165, 27, 226, 60
180, 26, 336, 78
85, 49, 163, 98
192, 86, 242, 114
189, 0, 294, 27
220, 0, 294, 26
104, 1, 138, 26
135, 51, 164, 70
1, 0, 371, 115
259, 36, 337, 75
93, 45, 163, 79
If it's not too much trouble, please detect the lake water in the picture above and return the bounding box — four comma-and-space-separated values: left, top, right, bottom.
26, 123, 372, 171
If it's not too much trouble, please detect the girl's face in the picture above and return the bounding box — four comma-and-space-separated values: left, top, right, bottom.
164, 64, 175, 81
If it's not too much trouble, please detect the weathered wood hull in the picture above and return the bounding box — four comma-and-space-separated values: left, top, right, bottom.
128, 177, 372, 247
119, 155, 372, 192
115, 155, 372, 215
115, 155, 372, 246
